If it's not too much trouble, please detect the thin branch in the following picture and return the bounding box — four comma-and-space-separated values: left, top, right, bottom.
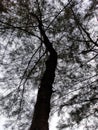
80, 25, 98, 47
0, 20, 43, 41
46, 0, 73, 30
17, 51, 46, 91
36, 0, 42, 20
70, 7, 98, 47
23, 50, 46, 84
18, 45, 42, 88
85, 53, 98, 63
17, 51, 46, 119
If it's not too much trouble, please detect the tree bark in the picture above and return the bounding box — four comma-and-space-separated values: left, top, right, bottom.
29, 18, 57, 130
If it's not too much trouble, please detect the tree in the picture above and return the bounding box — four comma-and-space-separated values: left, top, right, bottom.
0, 0, 98, 130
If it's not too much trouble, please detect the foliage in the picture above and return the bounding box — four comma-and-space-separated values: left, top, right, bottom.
0, 0, 98, 129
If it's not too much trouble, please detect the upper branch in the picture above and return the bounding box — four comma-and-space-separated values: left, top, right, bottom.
30, 12, 55, 54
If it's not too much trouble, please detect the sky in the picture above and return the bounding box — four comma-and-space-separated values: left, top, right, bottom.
0, 117, 6, 130
0, 0, 98, 130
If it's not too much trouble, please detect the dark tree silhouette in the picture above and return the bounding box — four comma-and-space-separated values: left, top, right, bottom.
29, 13, 57, 130
0, 0, 98, 130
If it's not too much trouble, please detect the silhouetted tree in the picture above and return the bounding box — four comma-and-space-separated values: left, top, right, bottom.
0, 0, 98, 130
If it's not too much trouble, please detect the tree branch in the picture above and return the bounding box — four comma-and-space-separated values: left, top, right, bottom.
0, 20, 43, 41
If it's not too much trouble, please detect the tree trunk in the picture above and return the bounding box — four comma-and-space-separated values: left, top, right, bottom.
29, 17, 57, 130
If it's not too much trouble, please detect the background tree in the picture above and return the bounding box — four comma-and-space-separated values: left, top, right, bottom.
0, 0, 98, 130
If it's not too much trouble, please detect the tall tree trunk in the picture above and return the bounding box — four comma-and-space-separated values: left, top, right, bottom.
29, 17, 57, 130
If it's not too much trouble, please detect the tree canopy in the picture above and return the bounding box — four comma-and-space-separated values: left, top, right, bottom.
0, 0, 98, 130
